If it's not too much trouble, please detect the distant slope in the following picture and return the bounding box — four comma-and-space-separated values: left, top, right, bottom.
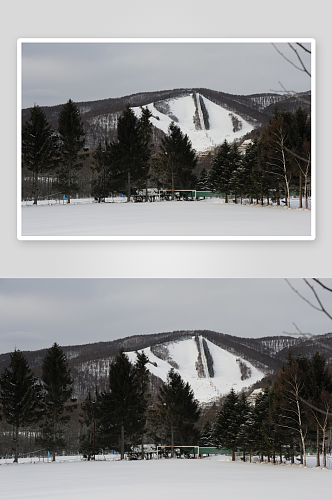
126, 335, 265, 402
132, 92, 254, 152
1, 328, 328, 403
21, 87, 311, 152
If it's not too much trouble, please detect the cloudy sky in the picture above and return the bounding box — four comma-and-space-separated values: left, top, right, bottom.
0, 278, 330, 354
20, 39, 312, 109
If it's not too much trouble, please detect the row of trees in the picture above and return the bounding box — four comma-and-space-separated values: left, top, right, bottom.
22, 100, 310, 206
0, 344, 75, 462
0, 346, 200, 461
211, 351, 332, 466
197, 107, 311, 208
22, 102, 198, 203
2, 345, 327, 464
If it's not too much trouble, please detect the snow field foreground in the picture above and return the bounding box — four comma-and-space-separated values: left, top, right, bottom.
1, 456, 330, 500
21, 199, 311, 238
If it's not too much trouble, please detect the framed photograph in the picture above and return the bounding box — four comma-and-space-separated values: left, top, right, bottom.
18, 38, 315, 240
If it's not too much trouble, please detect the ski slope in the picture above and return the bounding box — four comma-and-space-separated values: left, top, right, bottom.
132, 93, 254, 152
126, 336, 265, 402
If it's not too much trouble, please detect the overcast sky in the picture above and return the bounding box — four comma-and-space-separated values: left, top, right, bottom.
20, 40, 312, 109
0, 278, 330, 355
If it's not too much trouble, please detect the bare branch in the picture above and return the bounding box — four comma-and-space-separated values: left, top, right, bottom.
288, 43, 311, 77
312, 279, 332, 294
296, 43, 311, 54
298, 396, 332, 417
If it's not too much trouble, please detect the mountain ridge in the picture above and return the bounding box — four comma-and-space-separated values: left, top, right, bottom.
0, 329, 328, 403
21, 87, 311, 152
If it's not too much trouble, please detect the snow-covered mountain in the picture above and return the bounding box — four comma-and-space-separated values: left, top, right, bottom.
22, 87, 311, 152
132, 92, 254, 152
1, 328, 326, 403
126, 335, 264, 403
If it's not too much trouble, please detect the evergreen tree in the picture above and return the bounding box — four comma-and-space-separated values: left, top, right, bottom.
209, 139, 235, 203
235, 138, 259, 204
22, 104, 59, 204
38, 343, 75, 461
0, 349, 42, 462
213, 388, 240, 460
110, 105, 151, 201
100, 349, 141, 459
198, 420, 214, 447
57, 99, 88, 203
79, 390, 101, 460
134, 351, 151, 457
138, 107, 155, 199
158, 122, 197, 200
154, 368, 200, 457
196, 167, 210, 192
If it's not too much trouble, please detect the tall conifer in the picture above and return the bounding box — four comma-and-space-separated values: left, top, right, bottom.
0, 349, 42, 462
39, 343, 75, 461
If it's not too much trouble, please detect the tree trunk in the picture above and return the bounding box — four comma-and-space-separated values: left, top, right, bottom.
299, 173, 302, 208
232, 449, 235, 461
127, 171, 131, 202
14, 425, 19, 463
121, 423, 125, 460
171, 424, 174, 457
171, 170, 174, 201
225, 192, 228, 203
316, 425, 320, 467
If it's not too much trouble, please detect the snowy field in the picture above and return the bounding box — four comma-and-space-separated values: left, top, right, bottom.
20, 197, 312, 239
1, 454, 330, 500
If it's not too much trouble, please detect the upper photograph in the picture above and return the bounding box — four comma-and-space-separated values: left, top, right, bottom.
18, 38, 315, 240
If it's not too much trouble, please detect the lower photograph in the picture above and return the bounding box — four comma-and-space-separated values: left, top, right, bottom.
1, 278, 332, 499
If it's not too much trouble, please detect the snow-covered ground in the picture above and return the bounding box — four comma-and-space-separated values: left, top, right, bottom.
132, 93, 254, 152
1, 454, 331, 500
20, 197, 312, 239
126, 337, 265, 402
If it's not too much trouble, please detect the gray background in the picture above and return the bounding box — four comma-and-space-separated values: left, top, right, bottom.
0, 0, 329, 279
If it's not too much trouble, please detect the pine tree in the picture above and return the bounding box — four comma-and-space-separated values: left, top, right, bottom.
57, 99, 88, 203
79, 390, 101, 460
138, 107, 155, 199
110, 105, 149, 201
134, 351, 151, 457
158, 122, 197, 200
209, 139, 235, 203
198, 420, 214, 447
213, 388, 241, 460
38, 343, 75, 461
100, 349, 141, 459
22, 105, 59, 204
154, 368, 200, 457
0, 349, 42, 462
196, 167, 210, 192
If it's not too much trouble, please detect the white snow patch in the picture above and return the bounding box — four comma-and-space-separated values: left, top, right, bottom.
132, 93, 254, 152
127, 337, 265, 403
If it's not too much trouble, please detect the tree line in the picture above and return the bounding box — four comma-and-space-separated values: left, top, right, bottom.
198, 106, 311, 208
1, 343, 330, 464
22, 100, 311, 206
0, 345, 200, 462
